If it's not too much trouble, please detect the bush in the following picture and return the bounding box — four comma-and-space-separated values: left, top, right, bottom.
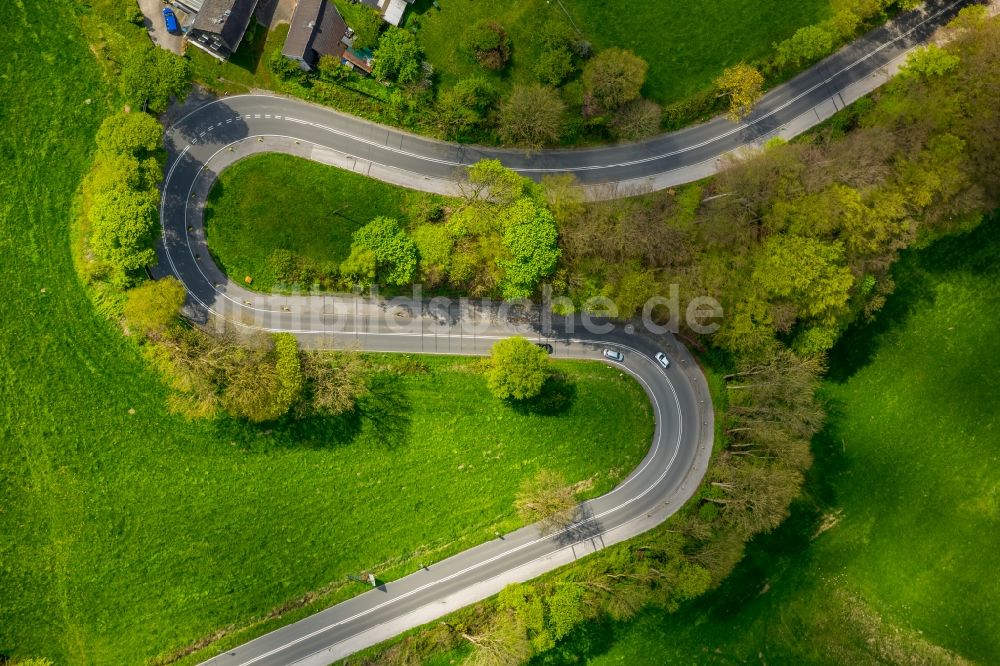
268, 50, 303, 81
499, 84, 565, 148
119, 42, 190, 113
372, 28, 423, 83
775, 25, 835, 69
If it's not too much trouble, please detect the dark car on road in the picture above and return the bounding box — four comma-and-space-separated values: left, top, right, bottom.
162, 7, 179, 33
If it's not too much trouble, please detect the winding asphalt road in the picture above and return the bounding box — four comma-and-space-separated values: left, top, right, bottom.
153, 2, 971, 663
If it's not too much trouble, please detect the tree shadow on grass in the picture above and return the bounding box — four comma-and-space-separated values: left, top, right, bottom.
210, 372, 412, 451
829, 213, 1000, 384
508, 372, 577, 417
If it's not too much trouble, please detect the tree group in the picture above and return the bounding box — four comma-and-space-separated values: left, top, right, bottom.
81, 111, 165, 287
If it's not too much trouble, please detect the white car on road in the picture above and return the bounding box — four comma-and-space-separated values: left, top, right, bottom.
603, 349, 624, 362
655, 352, 670, 369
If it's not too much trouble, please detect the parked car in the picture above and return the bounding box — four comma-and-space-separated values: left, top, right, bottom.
535, 343, 554, 354
163, 7, 179, 33
603, 348, 624, 363
655, 352, 670, 369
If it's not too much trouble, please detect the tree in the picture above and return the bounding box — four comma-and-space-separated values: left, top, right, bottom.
273, 333, 304, 412
412, 223, 453, 285
123, 276, 186, 335
610, 98, 662, 141
707, 458, 804, 537
372, 28, 423, 83
462, 159, 531, 206
514, 469, 576, 533
497, 199, 560, 300
221, 334, 302, 422
351, 6, 383, 50
715, 63, 764, 121
463, 20, 511, 70
344, 217, 417, 286
775, 25, 834, 69
534, 47, 574, 86
95, 112, 162, 157
541, 173, 585, 225
89, 186, 159, 285
498, 84, 565, 148
582, 48, 648, 110
546, 584, 585, 640
902, 44, 961, 79
119, 43, 190, 113
752, 234, 854, 328
436, 77, 498, 139
301, 350, 368, 416
486, 336, 550, 401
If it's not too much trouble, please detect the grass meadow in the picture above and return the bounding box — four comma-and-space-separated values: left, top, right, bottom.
535, 214, 1000, 664
406, 0, 830, 104
204, 153, 446, 291
0, 4, 653, 664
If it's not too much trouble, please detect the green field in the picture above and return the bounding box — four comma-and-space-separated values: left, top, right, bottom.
0, 4, 654, 664
204, 153, 445, 291
540, 216, 1000, 664
407, 0, 830, 104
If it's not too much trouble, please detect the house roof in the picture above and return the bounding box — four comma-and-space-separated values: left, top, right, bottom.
283, 0, 348, 63
191, 0, 258, 49
382, 0, 407, 26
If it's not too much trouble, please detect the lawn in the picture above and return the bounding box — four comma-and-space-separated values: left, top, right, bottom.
204, 153, 447, 291
407, 0, 830, 104
0, 5, 653, 665
538, 215, 1000, 664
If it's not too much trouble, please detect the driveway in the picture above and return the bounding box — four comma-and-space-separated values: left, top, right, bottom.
137, 0, 185, 55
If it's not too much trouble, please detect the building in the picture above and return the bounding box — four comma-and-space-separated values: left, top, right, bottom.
186, 0, 259, 61
281, 0, 348, 71
362, 0, 416, 27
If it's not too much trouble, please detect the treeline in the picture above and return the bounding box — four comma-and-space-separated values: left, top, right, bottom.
133, 290, 368, 421
349, 9, 1000, 664
549, 5, 998, 360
